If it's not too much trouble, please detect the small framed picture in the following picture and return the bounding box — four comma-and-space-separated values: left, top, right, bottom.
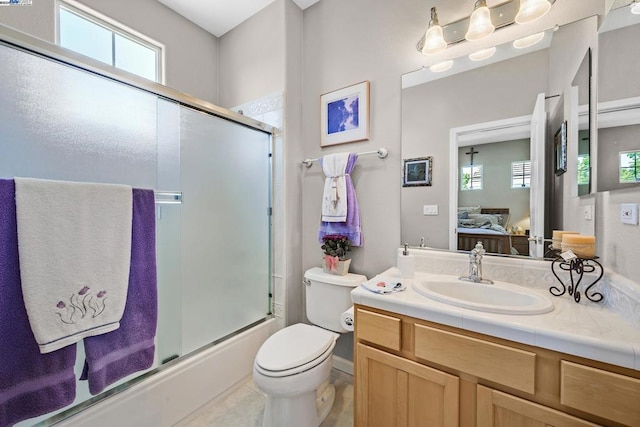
403, 157, 432, 187
320, 81, 370, 147
555, 121, 567, 176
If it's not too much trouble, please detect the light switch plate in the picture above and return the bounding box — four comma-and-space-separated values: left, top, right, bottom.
621, 203, 638, 225
423, 205, 438, 215
583, 205, 593, 220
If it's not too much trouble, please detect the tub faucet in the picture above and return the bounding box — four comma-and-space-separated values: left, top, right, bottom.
460, 241, 494, 284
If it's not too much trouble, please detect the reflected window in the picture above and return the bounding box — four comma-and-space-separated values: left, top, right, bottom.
619, 150, 640, 183
57, 1, 163, 83
461, 165, 483, 190
511, 160, 531, 188
577, 154, 590, 185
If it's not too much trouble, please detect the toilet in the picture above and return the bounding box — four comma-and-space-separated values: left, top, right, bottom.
253, 267, 367, 427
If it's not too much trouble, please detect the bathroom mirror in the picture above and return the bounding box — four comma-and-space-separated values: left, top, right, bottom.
401, 12, 598, 259
572, 49, 592, 196
596, 3, 640, 192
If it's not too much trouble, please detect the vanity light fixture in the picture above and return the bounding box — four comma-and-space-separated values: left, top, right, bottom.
465, 0, 495, 41
430, 60, 454, 72
421, 7, 447, 55
416, 0, 556, 56
513, 31, 545, 49
515, 0, 552, 24
631, 0, 640, 15
469, 46, 497, 61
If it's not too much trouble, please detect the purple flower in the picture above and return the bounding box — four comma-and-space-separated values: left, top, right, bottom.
57, 301, 66, 309
78, 286, 90, 295
97, 290, 106, 298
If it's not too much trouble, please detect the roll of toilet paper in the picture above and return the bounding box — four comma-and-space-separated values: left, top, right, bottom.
340, 306, 355, 332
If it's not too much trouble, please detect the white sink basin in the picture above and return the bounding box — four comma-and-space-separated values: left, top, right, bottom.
414, 276, 553, 315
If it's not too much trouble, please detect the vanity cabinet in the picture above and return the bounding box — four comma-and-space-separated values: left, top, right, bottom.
356, 343, 459, 427
354, 305, 640, 427
476, 386, 597, 426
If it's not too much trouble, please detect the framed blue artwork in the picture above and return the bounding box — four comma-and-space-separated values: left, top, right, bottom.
320, 80, 370, 147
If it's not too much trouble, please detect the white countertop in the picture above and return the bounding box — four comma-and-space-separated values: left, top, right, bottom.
351, 268, 640, 371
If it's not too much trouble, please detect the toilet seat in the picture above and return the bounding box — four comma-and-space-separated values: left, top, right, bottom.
255, 324, 338, 378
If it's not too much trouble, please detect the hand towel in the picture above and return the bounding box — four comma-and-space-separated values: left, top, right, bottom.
80, 188, 157, 395
361, 277, 406, 294
0, 179, 76, 427
318, 153, 363, 246
321, 153, 350, 222
14, 177, 133, 353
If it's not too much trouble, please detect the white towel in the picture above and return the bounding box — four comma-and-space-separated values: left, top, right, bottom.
361, 277, 407, 294
321, 153, 349, 222
14, 178, 133, 354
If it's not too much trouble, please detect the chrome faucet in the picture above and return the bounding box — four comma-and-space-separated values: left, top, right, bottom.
460, 241, 494, 284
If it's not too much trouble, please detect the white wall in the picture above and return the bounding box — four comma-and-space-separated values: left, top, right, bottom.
0, 0, 219, 104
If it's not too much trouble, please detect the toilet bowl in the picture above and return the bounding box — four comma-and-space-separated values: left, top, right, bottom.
253, 268, 367, 427
253, 323, 338, 427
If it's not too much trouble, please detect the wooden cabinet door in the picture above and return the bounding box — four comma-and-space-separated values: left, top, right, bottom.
476, 385, 598, 427
355, 343, 459, 427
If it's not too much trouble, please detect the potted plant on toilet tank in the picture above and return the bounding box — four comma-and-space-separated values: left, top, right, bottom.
321, 234, 351, 275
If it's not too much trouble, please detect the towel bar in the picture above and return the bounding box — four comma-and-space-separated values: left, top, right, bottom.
302, 147, 388, 168
154, 191, 182, 204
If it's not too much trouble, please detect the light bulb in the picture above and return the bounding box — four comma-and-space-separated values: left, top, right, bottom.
423, 27, 447, 55
422, 7, 447, 55
465, 0, 495, 41
515, 0, 552, 24
631, 1, 640, 15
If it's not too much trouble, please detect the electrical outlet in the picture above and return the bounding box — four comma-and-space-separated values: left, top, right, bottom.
423, 205, 438, 215
621, 203, 638, 225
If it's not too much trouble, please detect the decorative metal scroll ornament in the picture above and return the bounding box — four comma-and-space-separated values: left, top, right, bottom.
550, 256, 604, 303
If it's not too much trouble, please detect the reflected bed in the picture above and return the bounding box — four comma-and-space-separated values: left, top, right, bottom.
457, 208, 512, 254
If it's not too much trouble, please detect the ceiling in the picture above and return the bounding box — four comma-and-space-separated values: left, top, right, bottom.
157, 0, 321, 37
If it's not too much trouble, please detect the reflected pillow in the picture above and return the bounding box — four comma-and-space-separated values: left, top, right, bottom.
468, 213, 502, 225
458, 206, 481, 215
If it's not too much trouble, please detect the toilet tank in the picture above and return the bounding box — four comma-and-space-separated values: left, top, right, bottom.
304, 267, 367, 333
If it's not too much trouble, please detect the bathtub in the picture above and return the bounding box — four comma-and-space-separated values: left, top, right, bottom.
54, 319, 276, 427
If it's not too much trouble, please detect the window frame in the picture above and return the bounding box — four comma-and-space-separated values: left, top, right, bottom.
511, 160, 531, 189
619, 150, 640, 184
55, 0, 164, 84
460, 164, 483, 191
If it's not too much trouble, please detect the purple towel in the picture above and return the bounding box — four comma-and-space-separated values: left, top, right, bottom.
318, 153, 363, 246
0, 179, 76, 427
80, 188, 157, 395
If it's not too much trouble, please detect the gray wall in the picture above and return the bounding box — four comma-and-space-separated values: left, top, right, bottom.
218, 0, 285, 108
598, 125, 640, 192
301, 0, 421, 281
0, 0, 219, 104
599, 22, 640, 103
401, 50, 549, 248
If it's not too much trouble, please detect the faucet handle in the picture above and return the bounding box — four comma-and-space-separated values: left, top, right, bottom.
472, 241, 486, 257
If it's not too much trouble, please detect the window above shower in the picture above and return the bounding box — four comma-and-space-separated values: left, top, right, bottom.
56, 0, 164, 83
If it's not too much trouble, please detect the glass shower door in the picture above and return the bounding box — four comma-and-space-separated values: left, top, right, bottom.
179, 106, 271, 354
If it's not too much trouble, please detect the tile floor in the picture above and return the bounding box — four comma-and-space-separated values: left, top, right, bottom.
179, 369, 354, 427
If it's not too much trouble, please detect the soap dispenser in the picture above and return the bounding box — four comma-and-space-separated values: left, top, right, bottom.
398, 243, 415, 279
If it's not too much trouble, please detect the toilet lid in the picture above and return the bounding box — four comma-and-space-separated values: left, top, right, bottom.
255, 323, 338, 372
